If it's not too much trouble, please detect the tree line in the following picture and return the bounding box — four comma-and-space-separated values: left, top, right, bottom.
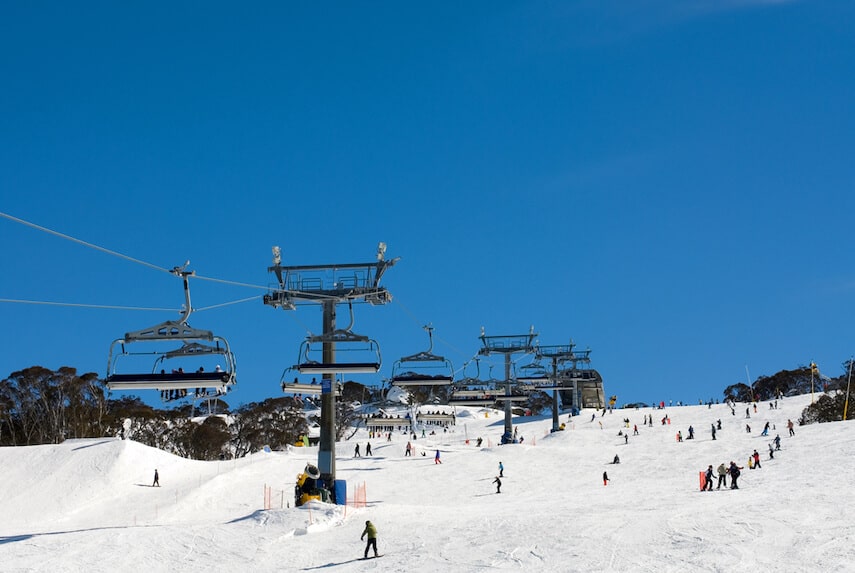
3, 360, 851, 457
722, 360, 853, 424
0, 366, 312, 459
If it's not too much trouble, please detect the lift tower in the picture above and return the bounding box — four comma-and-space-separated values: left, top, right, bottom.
534, 343, 579, 433
478, 326, 537, 444
264, 243, 397, 496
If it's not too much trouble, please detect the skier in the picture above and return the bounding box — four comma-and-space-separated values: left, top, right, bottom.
687, 426, 694, 440
716, 463, 727, 489
361, 520, 379, 559
366, 442, 372, 456
677, 431, 683, 442
498, 461, 504, 477
774, 434, 781, 450
354, 444, 361, 458
787, 419, 795, 437
603, 471, 610, 486
405, 441, 412, 456
493, 476, 502, 494
434, 449, 442, 464
704, 465, 714, 491
768, 443, 775, 459
716, 419, 722, 430
152, 469, 160, 487
711, 424, 717, 440
728, 462, 743, 489
753, 449, 762, 469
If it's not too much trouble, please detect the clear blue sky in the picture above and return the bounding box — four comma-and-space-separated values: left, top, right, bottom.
2, 1, 853, 408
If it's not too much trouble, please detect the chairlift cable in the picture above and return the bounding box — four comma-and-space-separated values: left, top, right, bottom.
193, 274, 269, 291
0, 298, 178, 312
0, 210, 172, 275
392, 297, 469, 360
194, 295, 264, 312
1, 211, 274, 292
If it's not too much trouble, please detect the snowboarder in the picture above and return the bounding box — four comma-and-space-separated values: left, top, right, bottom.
704, 465, 714, 491
753, 449, 761, 469
354, 444, 361, 458
434, 450, 442, 464
761, 422, 770, 436
152, 469, 160, 487
728, 462, 743, 489
366, 442, 372, 456
613, 454, 620, 464
687, 426, 694, 440
716, 419, 722, 430
677, 431, 683, 442
787, 419, 795, 437
716, 463, 727, 489
774, 434, 781, 450
498, 461, 504, 477
361, 520, 378, 558
603, 471, 610, 486
493, 476, 502, 494
711, 424, 716, 440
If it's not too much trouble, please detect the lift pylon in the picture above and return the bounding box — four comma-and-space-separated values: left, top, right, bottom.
478, 326, 537, 444
264, 243, 397, 501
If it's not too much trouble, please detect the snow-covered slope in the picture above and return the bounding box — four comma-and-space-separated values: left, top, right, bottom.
1, 394, 852, 572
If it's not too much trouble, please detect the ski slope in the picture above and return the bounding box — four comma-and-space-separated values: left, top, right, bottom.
1, 394, 852, 572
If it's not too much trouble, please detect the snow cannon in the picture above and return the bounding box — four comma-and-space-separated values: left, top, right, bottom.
295, 463, 323, 506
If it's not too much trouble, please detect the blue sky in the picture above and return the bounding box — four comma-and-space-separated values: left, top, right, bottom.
2, 1, 853, 407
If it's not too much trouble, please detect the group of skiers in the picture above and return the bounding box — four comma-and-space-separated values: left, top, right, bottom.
353, 442, 373, 457
702, 462, 743, 490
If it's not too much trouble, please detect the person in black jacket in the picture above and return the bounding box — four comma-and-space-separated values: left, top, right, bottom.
728, 461, 743, 489
704, 465, 714, 491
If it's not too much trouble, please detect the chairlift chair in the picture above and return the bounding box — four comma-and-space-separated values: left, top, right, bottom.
280, 366, 342, 396
389, 326, 454, 387
105, 266, 237, 396
447, 371, 499, 405
295, 329, 382, 374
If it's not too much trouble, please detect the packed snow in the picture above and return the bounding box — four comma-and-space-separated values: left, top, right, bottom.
1, 394, 852, 572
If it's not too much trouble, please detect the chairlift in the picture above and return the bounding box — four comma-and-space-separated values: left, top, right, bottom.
447, 359, 499, 405
296, 330, 381, 374
389, 326, 453, 387
280, 367, 342, 396
515, 359, 551, 388
447, 388, 500, 406
105, 265, 237, 398
295, 300, 382, 374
